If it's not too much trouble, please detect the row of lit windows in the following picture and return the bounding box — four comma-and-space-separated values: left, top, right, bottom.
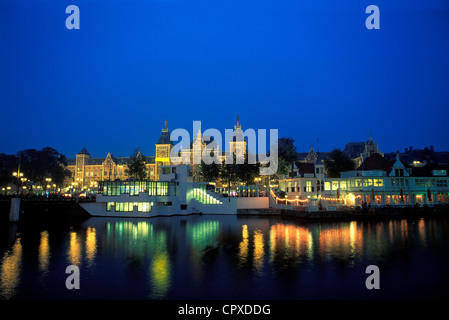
360, 193, 449, 205
414, 179, 448, 188
106, 202, 153, 212
100, 181, 176, 196
286, 179, 386, 193
286, 177, 449, 193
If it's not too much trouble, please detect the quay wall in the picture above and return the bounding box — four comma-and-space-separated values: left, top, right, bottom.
0, 199, 90, 222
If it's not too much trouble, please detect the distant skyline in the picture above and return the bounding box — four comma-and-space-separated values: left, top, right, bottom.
1, 0, 449, 158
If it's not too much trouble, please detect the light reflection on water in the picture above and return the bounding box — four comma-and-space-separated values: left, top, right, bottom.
0, 238, 22, 300
0, 215, 448, 300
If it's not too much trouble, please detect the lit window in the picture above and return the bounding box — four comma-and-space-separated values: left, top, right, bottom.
332, 181, 339, 190
305, 181, 314, 192
374, 179, 383, 187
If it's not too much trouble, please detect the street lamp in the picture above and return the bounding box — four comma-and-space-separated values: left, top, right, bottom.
20, 177, 27, 196
13, 171, 24, 196
45, 178, 52, 194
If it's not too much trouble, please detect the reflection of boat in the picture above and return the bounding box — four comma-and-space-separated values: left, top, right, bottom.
80, 165, 238, 217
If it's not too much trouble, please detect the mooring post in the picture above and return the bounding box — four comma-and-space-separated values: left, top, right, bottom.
9, 197, 21, 222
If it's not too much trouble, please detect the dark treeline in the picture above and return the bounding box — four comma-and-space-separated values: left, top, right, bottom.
0, 147, 71, 188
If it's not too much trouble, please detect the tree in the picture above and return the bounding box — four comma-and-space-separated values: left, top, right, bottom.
17, 147, 71, 186
323, 149, 355, 178
276, 157, 290, 177
220, 154, 239, 189
198, 150, 221, 183
235, 154, 260, 186
258, 144, 289, 186
125, 151, 148, 180
0, 153, 19, 187
278, 137, 297, 172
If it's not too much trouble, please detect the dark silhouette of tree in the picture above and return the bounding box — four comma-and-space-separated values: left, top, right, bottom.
0, 153, 19, 186
198, 150, 221, 183
278, 137, 297, 175
18, 147, 71, 186
220, 153, 239, 188
235, 154, 260, 186
125, 150, 148, 180
323, 149, 355, 178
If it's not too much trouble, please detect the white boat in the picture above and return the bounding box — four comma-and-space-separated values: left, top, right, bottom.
80, 165, 238, 217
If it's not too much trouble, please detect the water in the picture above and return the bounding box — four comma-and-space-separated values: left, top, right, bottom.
1, 215, 449, 300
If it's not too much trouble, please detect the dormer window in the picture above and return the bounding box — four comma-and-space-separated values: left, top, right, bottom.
432, 170, 447, 176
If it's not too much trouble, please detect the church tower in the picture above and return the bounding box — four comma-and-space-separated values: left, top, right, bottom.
155, 119, 172, 165
75, 147, 91, 188
229, 115, 247, 157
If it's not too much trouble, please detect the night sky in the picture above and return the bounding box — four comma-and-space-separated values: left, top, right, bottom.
1, 0, 449, 159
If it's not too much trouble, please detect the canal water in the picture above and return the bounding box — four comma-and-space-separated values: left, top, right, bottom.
1, 215, 448, 300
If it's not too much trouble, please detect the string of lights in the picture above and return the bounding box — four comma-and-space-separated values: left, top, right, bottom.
270, 190, 310, 203
270, 190, 363, 204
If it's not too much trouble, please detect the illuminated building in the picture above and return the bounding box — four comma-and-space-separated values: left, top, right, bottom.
279, 151, 449, 209
66, 121, 172, 188
66, 116, 248, 189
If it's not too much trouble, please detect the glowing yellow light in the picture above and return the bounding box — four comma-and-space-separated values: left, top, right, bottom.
0, 238, 22, 299
270, 189, 309, 203
239, 225, 249, 265
68, 232, 81, 266
253, 229, 264, 273
38, 231, 50, 274
150, 251, 171, 299
85, 227, 97, 265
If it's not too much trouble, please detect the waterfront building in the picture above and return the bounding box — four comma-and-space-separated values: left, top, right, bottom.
79, 164, 269, 217
66, 117, 248, 190
66, 121, 173, 189
66, 148, 157, 190
279, 151, 449, 210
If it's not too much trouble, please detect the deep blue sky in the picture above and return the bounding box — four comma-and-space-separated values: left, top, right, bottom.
1, 0, 449, 159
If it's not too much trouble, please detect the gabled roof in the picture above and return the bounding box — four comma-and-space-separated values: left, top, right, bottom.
294, 161, 315, 175
77, 147, 91, 156
356, 153, 394, 172
315, 152, 329, 165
